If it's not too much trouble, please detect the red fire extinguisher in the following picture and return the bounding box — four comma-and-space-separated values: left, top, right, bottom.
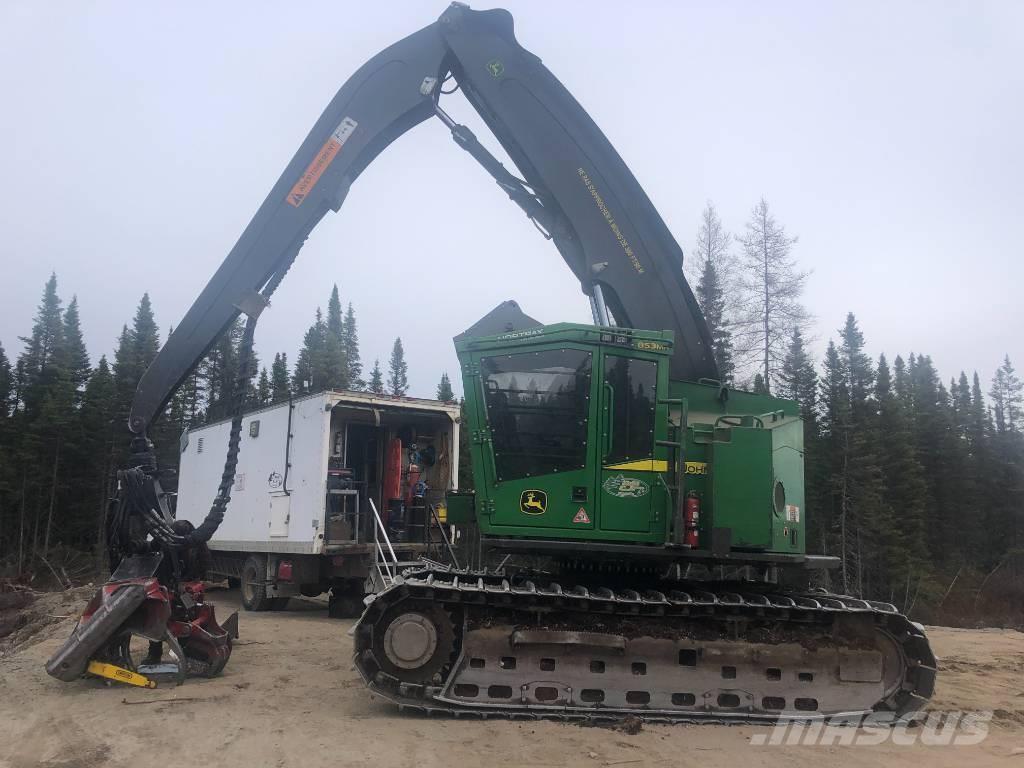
684, 491, 701, 547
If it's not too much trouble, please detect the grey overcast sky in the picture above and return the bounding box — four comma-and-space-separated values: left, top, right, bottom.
1, 1, 1021, 398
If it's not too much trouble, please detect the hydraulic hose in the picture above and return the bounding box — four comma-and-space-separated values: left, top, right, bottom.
112, 255, 298, 558
182, 261, 295, 547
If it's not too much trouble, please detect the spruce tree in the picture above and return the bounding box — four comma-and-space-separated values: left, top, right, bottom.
990, 355, 1022, 434
387, 338, 409, 396
368, 359, 385, 394
952, 371, 972, 440
111, 294, 161, 428
112, 324, 135, 409
78, 357, 118, 549
893, 355, 912, 409
131, 293, 160, 375
986, 358, 1024, 556
161, 361, 203, 472
779, 328, 817, 415
436, 372, 454, 401
752, 373, 766, 394
817, 340, 849, 582
324, 286, 349, 390
875, 353, 928, 603
18, 273, 65, 418
270, 353, 290, 402
909, 354, 961, 568
0, 342, 11, 419
779, 328, 821, 547
256, 367, 271, 405
200, 319, 241, 421
837, 314, 885, 597
692, 203, 734, 383
60, 296, 91, 395
839, 313, 874, 422
0, 342, 12, 555
293, 309, 328, 395
342, 302, 364, 389
969, 372, 991, 446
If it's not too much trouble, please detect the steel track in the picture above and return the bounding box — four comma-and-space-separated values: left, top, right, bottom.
353, 567, 936, 724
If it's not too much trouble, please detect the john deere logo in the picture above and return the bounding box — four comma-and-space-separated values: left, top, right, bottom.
602, 474, 649, 499
487, 59, 505, 77
520, 490, 547, 515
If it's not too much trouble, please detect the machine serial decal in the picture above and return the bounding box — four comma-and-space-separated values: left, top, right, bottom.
577, 168, 644, 275
286, 116, 358, 207
602, 474, 649, 498
684, 461, 708, 475
634, 340, 668, 351
519, 490, 547, 515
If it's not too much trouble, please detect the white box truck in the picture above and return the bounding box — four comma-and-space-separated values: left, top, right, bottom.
175, 390, 460, 617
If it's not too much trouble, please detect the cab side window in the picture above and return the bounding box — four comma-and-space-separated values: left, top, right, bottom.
481, 349, 592, 480
604, 356, 656, 465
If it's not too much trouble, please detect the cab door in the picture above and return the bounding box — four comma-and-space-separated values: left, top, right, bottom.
597, 353, 663, 535
475, 345, 598, 532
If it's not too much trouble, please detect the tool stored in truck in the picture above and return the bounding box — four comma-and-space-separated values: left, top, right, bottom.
175, 391, 459, 617
50, 2, 935, 719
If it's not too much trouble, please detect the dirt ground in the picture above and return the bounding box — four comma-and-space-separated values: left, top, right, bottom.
1, 587, 1023, 768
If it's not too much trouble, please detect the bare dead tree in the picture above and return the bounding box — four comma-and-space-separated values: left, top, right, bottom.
687, 201, 734, 285
732, 198, 810, 392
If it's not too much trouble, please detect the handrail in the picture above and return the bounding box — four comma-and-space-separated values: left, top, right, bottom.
429, 504, 461, 570
369, 498, 399, 583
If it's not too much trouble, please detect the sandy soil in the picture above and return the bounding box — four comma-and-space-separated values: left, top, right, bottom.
1, 588, 1022, 768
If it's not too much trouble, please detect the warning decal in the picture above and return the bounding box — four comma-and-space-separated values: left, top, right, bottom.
286, 116, 358, 207
785, 504, 800, 523
573, 508, 590, 524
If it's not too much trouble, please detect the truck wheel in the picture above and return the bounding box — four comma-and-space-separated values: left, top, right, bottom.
240, 555, 275, 612
328, 585, 364, 619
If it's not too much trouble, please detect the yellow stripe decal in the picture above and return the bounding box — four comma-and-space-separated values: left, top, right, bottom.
604, 459, 669, 472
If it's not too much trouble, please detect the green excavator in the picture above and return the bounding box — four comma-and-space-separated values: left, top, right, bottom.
52, 3, 935, 721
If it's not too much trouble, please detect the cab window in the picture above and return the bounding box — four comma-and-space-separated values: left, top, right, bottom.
481, 349, 592, 480
604, 355, 656, 465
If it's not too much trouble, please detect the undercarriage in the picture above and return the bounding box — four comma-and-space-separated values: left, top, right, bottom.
353, 566, 936, 723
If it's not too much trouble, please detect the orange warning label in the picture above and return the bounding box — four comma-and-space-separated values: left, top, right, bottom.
573, 508, 590, 524
286, 116, 358, 207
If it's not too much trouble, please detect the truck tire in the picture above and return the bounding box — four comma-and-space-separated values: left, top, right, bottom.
240, 554, 279, 612
328, 582, 365, 619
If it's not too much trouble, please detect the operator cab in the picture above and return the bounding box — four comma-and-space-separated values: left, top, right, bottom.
454, 305, 674, 545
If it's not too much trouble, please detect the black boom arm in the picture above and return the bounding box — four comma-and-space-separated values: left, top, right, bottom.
130, 2, 717, 436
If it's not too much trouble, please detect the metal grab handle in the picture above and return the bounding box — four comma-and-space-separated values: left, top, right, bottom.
603, 381, 615, 458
